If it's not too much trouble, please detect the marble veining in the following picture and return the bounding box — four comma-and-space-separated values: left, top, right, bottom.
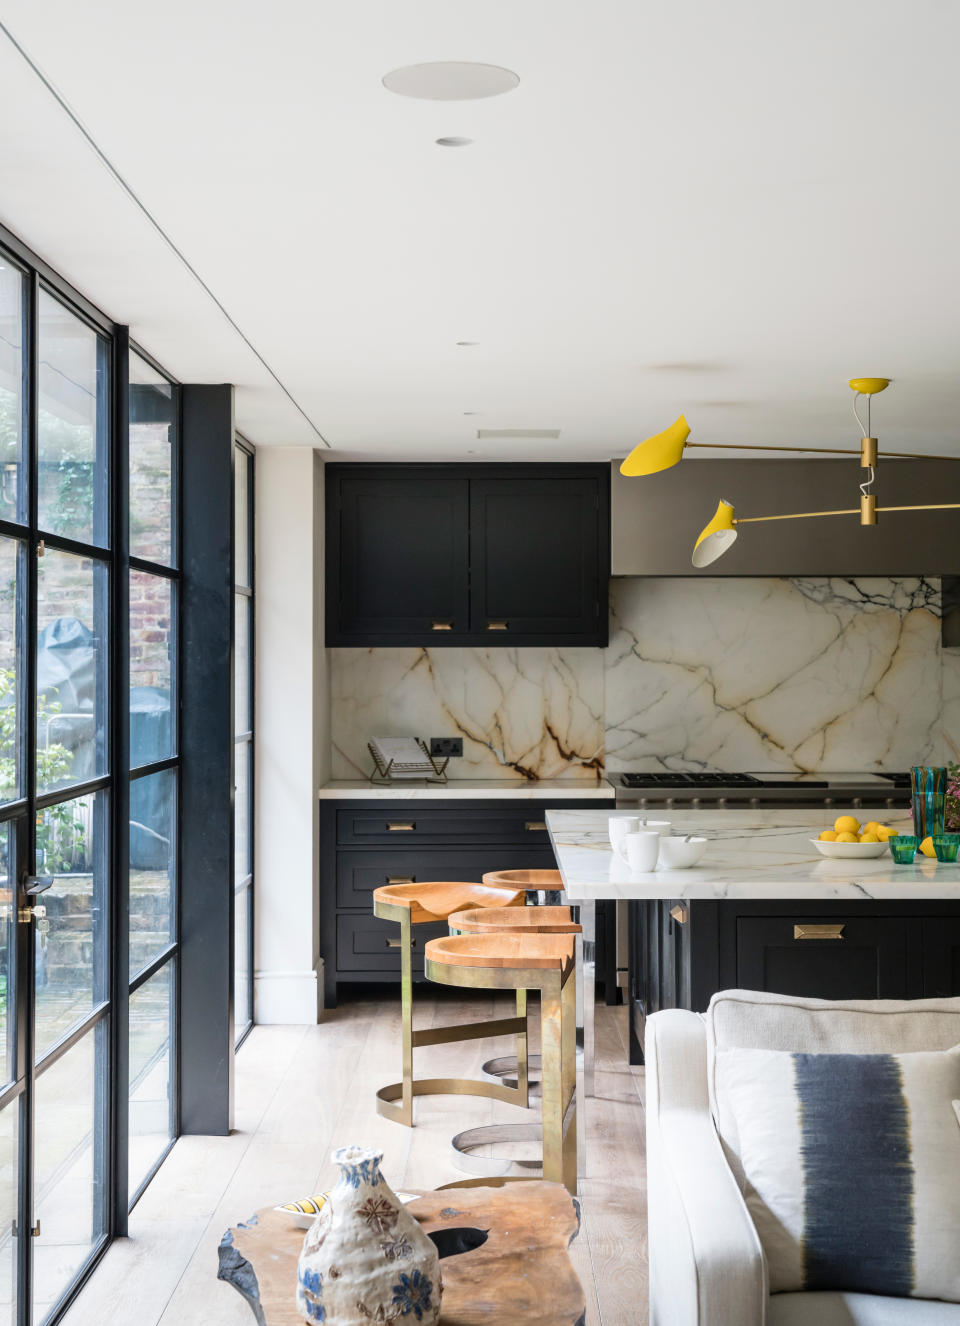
330, 646, 605, 781
605, 576, 947, 774
546, 807, 960, 900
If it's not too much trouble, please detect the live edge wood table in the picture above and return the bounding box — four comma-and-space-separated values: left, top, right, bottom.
218, 1181, 586, 1326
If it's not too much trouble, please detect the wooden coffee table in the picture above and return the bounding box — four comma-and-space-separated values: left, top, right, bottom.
219, 1180, 585, 1325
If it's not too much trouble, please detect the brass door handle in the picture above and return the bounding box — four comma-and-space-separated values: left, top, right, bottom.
387, 822, 415, 832
386, 938, 416, 949
486, 620, 509, 631
525, 821, 547, 832
431, 621, 453, 631
386, 875, 415, 885
669, 905, 688, 925
794, 923, 845, 940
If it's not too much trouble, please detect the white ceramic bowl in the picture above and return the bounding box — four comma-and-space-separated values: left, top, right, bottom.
657, 835, 707, 869
810, 838, 889, 859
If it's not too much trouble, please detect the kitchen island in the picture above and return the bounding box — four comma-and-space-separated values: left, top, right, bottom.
547, 806, 960, 1070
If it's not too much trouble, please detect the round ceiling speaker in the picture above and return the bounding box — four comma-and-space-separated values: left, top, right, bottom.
382, 62, 519, 101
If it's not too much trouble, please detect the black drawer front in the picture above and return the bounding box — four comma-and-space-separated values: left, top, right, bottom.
736, 915, 910, 1001
336, 808, 553, 846
337, 914, 447, 974
336, 848, 556, 910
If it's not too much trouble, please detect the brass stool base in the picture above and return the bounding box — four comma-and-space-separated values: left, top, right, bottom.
376, 1075, 526, 1128
451, 1121, 544, 1177
482, 1054, 542, 1095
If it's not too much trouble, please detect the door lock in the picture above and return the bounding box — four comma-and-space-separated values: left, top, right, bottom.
17, 904, 45, 924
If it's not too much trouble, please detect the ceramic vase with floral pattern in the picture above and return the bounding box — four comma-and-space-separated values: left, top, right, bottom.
296, 1145, 441, 1325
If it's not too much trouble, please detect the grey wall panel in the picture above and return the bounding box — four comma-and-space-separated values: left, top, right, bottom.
612, 457, 960, 576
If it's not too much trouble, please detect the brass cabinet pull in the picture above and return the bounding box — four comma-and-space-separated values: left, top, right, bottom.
386, 938, 416, 949
486, 620, 509, 631
669, 905, 688, 925
525, 821, 547, 832
387, 822, 415, 832
794, 923, 845, 940
431, 620, 453, 631
386, 875, 415, 885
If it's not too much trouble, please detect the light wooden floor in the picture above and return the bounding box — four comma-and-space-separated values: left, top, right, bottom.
63, 991, 649, 1326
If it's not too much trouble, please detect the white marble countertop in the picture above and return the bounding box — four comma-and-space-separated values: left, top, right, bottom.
318, 779, 615, 801
546, 807, 960, 900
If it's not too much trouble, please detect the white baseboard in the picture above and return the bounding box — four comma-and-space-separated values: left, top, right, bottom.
254, 965, 322, 1024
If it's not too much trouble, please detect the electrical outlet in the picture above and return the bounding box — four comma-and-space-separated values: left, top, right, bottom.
430, 736, 463, 758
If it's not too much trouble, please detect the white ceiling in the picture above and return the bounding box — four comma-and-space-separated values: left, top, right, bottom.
0, 1, 958, 460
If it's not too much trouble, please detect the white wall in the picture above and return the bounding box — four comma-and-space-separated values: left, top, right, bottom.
254, 448, 328, 1023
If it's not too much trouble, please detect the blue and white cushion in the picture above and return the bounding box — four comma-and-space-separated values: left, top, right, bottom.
716, 1045, 960, 1301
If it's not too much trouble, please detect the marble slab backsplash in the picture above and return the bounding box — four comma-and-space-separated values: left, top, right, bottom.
330, 647, 605, 781
606, 576, 954, 773
329, 577, 958, 780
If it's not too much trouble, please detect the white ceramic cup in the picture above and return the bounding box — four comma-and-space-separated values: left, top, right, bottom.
620, 830, 662, 872
608, 816, 641, 856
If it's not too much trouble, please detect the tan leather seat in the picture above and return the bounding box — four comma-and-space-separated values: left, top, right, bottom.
449, 904, 581, 935
425, 931, 575, 976
482, 869, 563, 892
373, 880, 524, 924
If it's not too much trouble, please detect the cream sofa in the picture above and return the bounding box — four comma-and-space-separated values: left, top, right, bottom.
645, 990, 960, 1326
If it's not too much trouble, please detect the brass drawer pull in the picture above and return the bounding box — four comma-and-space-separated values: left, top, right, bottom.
794, 923, 845, 941
386, 875, 415, 885
525, 821, 547, 832
669, 905, 688, 925
387, 822, 415, 832
431, 620, 453, 631
386, 938, 417, 949
487, 620, 509, 631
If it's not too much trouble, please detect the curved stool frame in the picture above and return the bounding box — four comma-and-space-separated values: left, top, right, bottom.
373, 894, 531, 1127
425, 940, 578, 1196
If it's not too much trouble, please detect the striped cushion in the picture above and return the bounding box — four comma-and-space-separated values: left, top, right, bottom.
716, 1045, 960, 1301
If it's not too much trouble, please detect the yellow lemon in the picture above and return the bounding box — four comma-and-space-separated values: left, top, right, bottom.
875, 826, 896, 842
819, 830, 838, 841
836, 831, 859, 843
859, 832, 879, 843
919, 836, 936, 857
834, 815, 860, 835
862, 821, 881, 835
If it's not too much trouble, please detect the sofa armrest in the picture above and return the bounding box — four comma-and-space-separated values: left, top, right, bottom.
646, 1009, 767, 1326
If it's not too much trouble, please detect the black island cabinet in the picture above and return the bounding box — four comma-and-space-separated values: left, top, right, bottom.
325, 463, 610, 647
628, 898, 960, 1063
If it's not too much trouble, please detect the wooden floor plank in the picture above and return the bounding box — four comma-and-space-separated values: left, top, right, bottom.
63, 995, 648, 1326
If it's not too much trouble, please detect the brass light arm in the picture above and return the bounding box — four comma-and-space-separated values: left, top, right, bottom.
685, 442, 946, 461
735, 502, 960, 524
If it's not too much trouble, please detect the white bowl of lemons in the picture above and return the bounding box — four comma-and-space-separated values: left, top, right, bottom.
811, 816, 896, 858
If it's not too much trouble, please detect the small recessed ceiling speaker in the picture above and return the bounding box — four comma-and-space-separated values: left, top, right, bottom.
477, 429, 561, 440
383, 62, 520, 101
436, 136, 474, 148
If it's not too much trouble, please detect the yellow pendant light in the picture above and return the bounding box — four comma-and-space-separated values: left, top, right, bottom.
620, 415, 691, 476
680, 378, 960, 567
691, 500, 737, 567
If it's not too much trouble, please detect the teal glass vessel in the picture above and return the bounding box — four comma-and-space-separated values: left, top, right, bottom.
932, 834, 960, 863
889, 835, 919, 864
911, 766, 948, 839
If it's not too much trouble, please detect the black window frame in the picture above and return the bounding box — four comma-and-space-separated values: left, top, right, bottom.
233, 436, 254, 1046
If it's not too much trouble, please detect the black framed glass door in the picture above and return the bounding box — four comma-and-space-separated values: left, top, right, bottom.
0, 225, 181, 1325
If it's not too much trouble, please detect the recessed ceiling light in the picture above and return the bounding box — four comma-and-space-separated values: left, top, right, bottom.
383, 62, 519, 101
436, 136, 474, 148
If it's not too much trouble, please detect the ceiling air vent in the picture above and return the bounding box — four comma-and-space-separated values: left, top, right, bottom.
476, 429, 561, 439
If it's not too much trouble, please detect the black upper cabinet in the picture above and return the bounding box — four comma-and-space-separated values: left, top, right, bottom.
330, 474, 470, 639
326, 464, 610, 646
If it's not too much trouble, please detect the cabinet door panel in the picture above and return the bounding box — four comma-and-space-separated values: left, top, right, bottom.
337, 914, 446, 974
737, 916, 910, 1000
470, 477, 603, 638
331, 475, 469, 638
921, 919, 960, 996
336, 809, 552, 846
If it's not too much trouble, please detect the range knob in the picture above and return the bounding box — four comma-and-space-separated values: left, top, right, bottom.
690, 796, 701, 806
851, 797, 862, 808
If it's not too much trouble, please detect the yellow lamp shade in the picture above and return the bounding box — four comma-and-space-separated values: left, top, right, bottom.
619, 415, 691, 477
692, 500, 737, 567
848, 377, 890, 395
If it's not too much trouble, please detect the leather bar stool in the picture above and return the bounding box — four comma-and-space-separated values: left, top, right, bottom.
445, 905, 581, 1179
424, 930, 578, 1196
372, 880, 526, 1127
